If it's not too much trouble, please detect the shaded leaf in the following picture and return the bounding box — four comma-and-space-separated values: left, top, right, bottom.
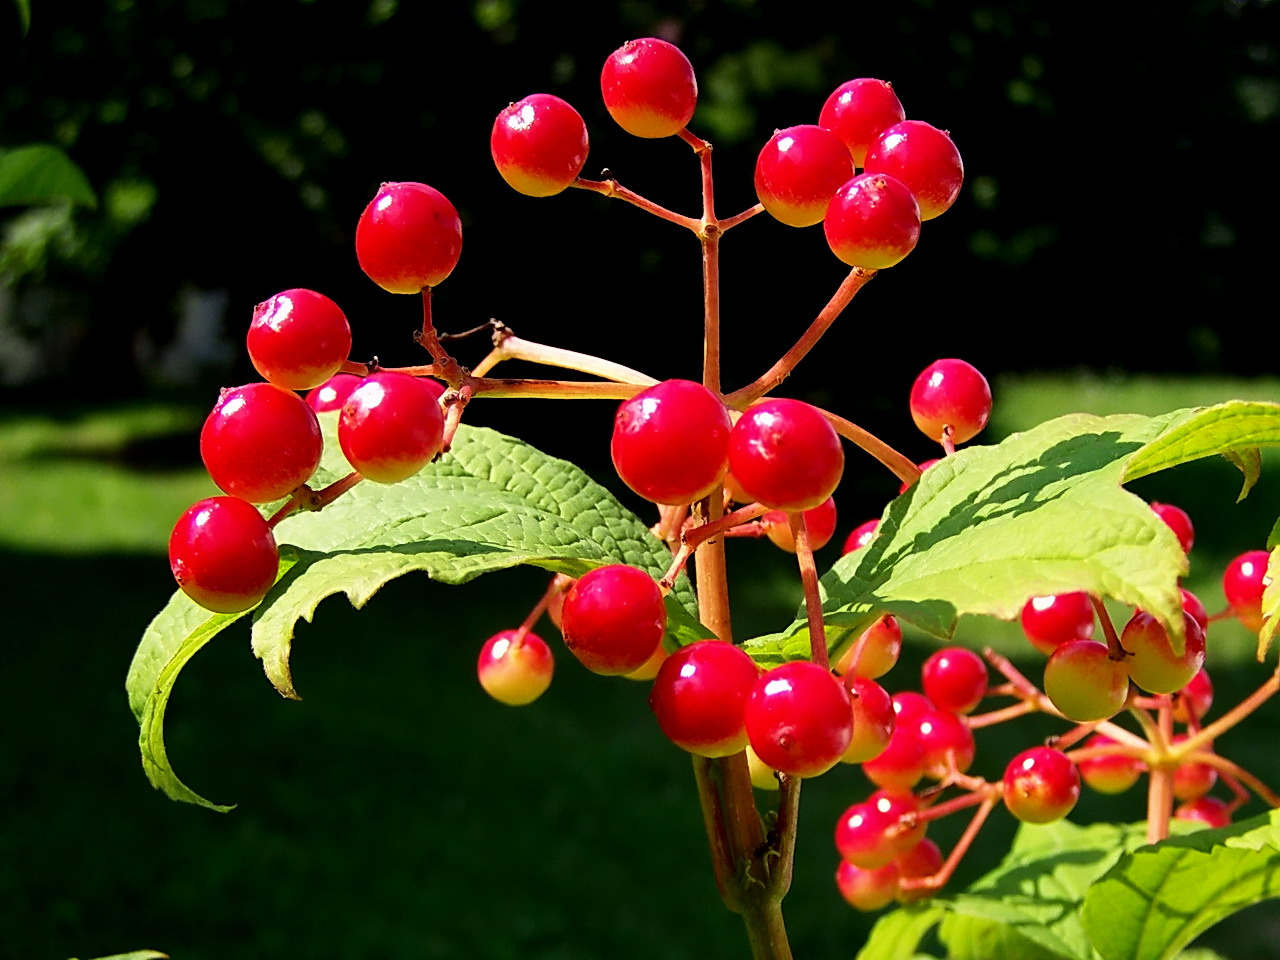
855, 903, 946, 960
0, 144, 97, 208
68, 952, 168, 960
1220, 448, 1262, 502
14, 0, 29, 34
1082, 811, 1280, 960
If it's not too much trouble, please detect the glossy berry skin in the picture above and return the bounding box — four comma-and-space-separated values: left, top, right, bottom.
491, 94, 589, 197
1175, 795, 1231, 829
611, 379, 731, 505
841, 676, 895, 763
201, 382, 323, 503
1043, 640, 1130, 722
1222, 549, 1270, 631
921, 647, 987, 714
560, 564, 666, 676
1172, 667, 1213, 724
916, 708, 975, 778
649, 640, 760, 757
338, 372, 445, 484
306, 373, 363, 413
762, 497, 838, 553
169, 496, 279, 613
864, 120, 964, 220
835, 860, 900, 912
861, 713, 925, 791
1122, 610, 1206, 695
842, 518, 879, 555
744, 661, 851, 778
355, 182, 462, 293
895, 837, 944, 903
600, 38, 697, 138
1181, 587, 1209, 632
834, 801, 898, 869
246, 289, 352, 390
1078, 733, 1144, 794
824, 172, 921, 269
1150, 501, 1194, 554
1002, 747, 1080, 824
622, 641, 668, 682
1172, 735, 1218, 801
728, 398, 844, 512
754, 124, 854, 228
1021, 592, 1095, 656
818, 78, 906, 167
909, 358, 991, 445
477, 629, 554, 706
835, 615, 902, 679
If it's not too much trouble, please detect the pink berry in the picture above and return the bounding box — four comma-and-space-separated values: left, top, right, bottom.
909, 358, 991, 445
200, 382, 323, 503
864, 120, 963, 220
823, 172, 921, 269
1002, 747, 1080, 824
835, 859, 900, 912
1175, 795, 1231, 829
1150, 501, 1195, 554
600, 38, 697, 138
916, 708, 975, 779
835, 792, 922, 868
338, 372, 445, 484
842, 518, 879, 555
834, 615, 902, 680
1172, 734, 1218, 801
895, 837, 944, 902
818, 78, 906, 167
762, 497, 838, 553
610, 379, 731, 505
920, 647, 987, 715
306, 373, 363, 413
1172, 667, 1214, 724
1181, 587, 1209, 632
1222, 549, 1271, 632
491, 93, 590, 197
1043, 640, 1130, 722
861, 715, 924, 791
841, 676, 895, 764
727, 398, 844, 512
169, 496, 279, 614
477, 629, 555, 706
648, 640, 760, 757
560, 564, 666, 676
744, 661, 851, 778
247, 289, 352, 391
1078, 733, 1144, 795
355, 181, 462, 293
1122, 610, 1206, 695
754, 124, 854, 228
1020, 592, 1095, 656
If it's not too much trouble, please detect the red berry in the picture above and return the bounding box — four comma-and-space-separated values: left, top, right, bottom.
842, 518, 879, 555
600, 38, 697, 138
1043, 640, 1130, 722
246, 289, 352, 390
610, 379, 731, 505
1175, 795, 1231, 829
1150, 501, 1195, 555
622, 642, 669, 682
818, 78, 906, 167
169, 496, 279, 613
864, 120, 963, 220
744, 661, 851, 778
762, 497, 838, 553
477, 629, 554, 706
835, 859, 900, 912
895, 837, 944, 902
1002, 747, 1080, 824
1172, 734, 1218, 801
920, 647, 987, 715
727, 398, 844, 512
649, 640, 760, 757
1020, 592, 1095, 656
916, 708, 975, 779
200, 382, 323, 503
560, 564, 666, 676
1122, 610, 1206, 695
841, 676, 895, 764
909, 358, 991, 445
754, 124, 854, 228
1222, 549, 1270, 631
355, 181, 462, 293
1172, 667, 1213, 724
823, 172, 921, 269
338, 372, 445, 484
835, 794, 920, 869
306, 373, 363, 413
834, 615, 902, 680
1181, 587, 1209, 632
1078, 733, 1144, 794
861, 715, 925, 791
491, 94, 589, 197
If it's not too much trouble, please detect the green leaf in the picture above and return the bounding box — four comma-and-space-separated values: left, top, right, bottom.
1082, 811, 1280, 960
855, 903, 946, 960
745, 411, 1193, 665
14, 0, 29, 33
1121, 401, 1280, 491
1220, 448, 1262, 502
0, 144, 97, 209
67, 952, 169, 960
1256, 548, 1280, 661
253, 422, 699, 698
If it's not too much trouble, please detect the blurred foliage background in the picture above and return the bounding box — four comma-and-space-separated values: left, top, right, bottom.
3, 1, 1280, 958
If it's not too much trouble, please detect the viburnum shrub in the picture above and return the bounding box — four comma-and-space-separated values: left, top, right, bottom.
129, 36, 1280, 960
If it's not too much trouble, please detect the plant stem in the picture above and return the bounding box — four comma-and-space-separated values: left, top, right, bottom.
470, 378, 647, 400
790, 512, 829, 670
817, 409, 921, 487
571, 177, 701, 231
1178, 671, 1280, 756
726, 267, 876, 408
1092, 595, 1130, 659
474, 327, 660, 385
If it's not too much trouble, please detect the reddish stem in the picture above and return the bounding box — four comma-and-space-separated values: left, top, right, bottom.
1091, 595, 1130, 659
901, 793, 1000, 895
816, 408, 921, 487
571, 177, 700, 231
789, 512, 829, 670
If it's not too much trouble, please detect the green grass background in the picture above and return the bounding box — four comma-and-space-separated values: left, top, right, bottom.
3, 375, 1280, 959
